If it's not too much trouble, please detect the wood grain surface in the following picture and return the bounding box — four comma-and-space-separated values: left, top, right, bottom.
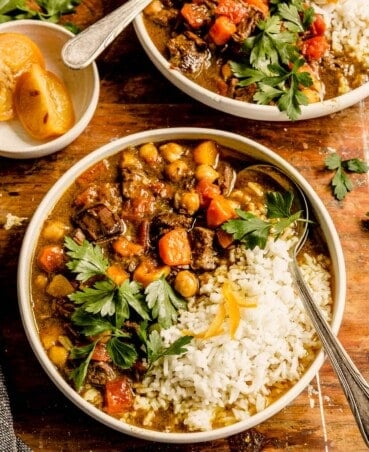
1, 2, 369, 450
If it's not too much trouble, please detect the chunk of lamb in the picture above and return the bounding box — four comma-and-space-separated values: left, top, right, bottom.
73, 204, 125, 242
217, 161, 236, 196
86, 362, 116, 387
167, 32, 210, 74
189, 226, 218, 270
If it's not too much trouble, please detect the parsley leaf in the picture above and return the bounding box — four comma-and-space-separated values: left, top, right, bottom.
65, 237, 109, 282
230, 0, 316, 120
222, 191, 304, 249
64, 237, 191, 390
145, 330, 193, 370
69, 341, 96, 392
0, 0, 81, 29
145, 277, 187, 329
325, 152, 369, 200
222, 210, 272, 250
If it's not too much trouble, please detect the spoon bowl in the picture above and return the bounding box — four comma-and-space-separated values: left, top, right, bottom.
238, 164, 369, 447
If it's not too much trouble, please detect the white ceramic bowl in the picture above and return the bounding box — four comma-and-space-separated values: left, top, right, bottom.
133, 14, 369, 121
0, 20, 99, 159
18, 128, 346, 443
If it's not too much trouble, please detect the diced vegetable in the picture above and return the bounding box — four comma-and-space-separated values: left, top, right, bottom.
193, 140, 219, 166
181, 3, 209, 29
104, 377, 134, 415
209, 16, 237, 46
158, 228, 192, 266
195, 179, 221, 206
133, 258, 170, 287
301, 36, 329, 61
311, 14, 326, 36
206, 196, 237, 228
215, 0, 250, 24
216, 229, 234, 248
76, 160, 110, 186
92, 342, 111, 362
46, 274, 74, 297
112, 236, 144, 258
106, 264, 129, 285
48, 345, 68, 368
37, 244, 65, 273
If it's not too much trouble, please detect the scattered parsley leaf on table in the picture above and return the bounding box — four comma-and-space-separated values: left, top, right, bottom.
325, 152, 369, 200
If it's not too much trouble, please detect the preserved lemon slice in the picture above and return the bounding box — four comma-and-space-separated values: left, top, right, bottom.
0, 32, 45, 78
0, 32, 45, 121
0, 62, 15, 121
14, 63, 75, 140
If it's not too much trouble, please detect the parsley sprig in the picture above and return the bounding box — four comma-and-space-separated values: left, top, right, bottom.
222, 191, 304, 249
230, 0, 316, 120
325, 153, 369, 200
0, 0, 81, 32
64, 238, 192, 391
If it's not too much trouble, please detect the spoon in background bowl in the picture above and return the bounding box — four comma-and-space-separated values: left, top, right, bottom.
62, 0, 152, 69
237, 164, 369, 447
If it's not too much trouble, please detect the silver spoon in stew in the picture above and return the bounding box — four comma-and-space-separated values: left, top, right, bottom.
62, 0, 152, 69
237, 164, 369, 447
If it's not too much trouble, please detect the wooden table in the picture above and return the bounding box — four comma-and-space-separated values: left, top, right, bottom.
1, 2, 369, 450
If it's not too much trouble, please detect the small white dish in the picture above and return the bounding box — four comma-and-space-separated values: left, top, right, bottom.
133, 14, 369, 121
0, 20, 100, 159
17, 127, 346, 443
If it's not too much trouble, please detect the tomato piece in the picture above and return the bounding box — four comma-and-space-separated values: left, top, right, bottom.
215, 0, 249, 24
37, 245, 65, 273
158, 228, 192, 266
311, 14, 326, 36
14, 63, 75, 140
206, 196, 237, 228
301, 36, 329, 61
105, 377, 134, 415
195, 179, 221, 207
92, 343, 111, 362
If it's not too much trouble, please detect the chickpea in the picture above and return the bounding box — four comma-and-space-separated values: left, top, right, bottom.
160, 142, 184, 162
144, 0, 163, 16
195, 164, 219, 182
139, 142, 159, 164
174, 270, 199, 298
165, 159, 190, 182
121, 149, 142, 169
175, 191, 200, 215
42, 220, 69, 241
34, 273, 48, 291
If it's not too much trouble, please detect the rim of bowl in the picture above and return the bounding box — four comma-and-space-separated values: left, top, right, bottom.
133, 14, 369, 122
0, 20, 100, 159
17, 127, 346, 443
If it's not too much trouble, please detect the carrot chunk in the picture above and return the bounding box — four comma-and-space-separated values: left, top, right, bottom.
206, 195, 237, 228
158, 228, 192, 266
37, 244, 65, 273
209, 16, 237, 46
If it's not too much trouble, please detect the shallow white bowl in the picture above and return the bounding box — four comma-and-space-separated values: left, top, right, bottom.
133, 14, 369, 121
18, 128, 346, 443
0, 20, 99, 159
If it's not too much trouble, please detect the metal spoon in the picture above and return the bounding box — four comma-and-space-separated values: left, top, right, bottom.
237, 164, 369, 447
61, 0, 152, 69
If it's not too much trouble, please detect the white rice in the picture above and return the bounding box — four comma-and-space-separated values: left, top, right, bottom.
312, 0, 369, 67
129, 237, 332, 432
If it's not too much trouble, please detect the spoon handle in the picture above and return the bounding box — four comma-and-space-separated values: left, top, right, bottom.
62, 0, 152, 69
293, 263, 369, 447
